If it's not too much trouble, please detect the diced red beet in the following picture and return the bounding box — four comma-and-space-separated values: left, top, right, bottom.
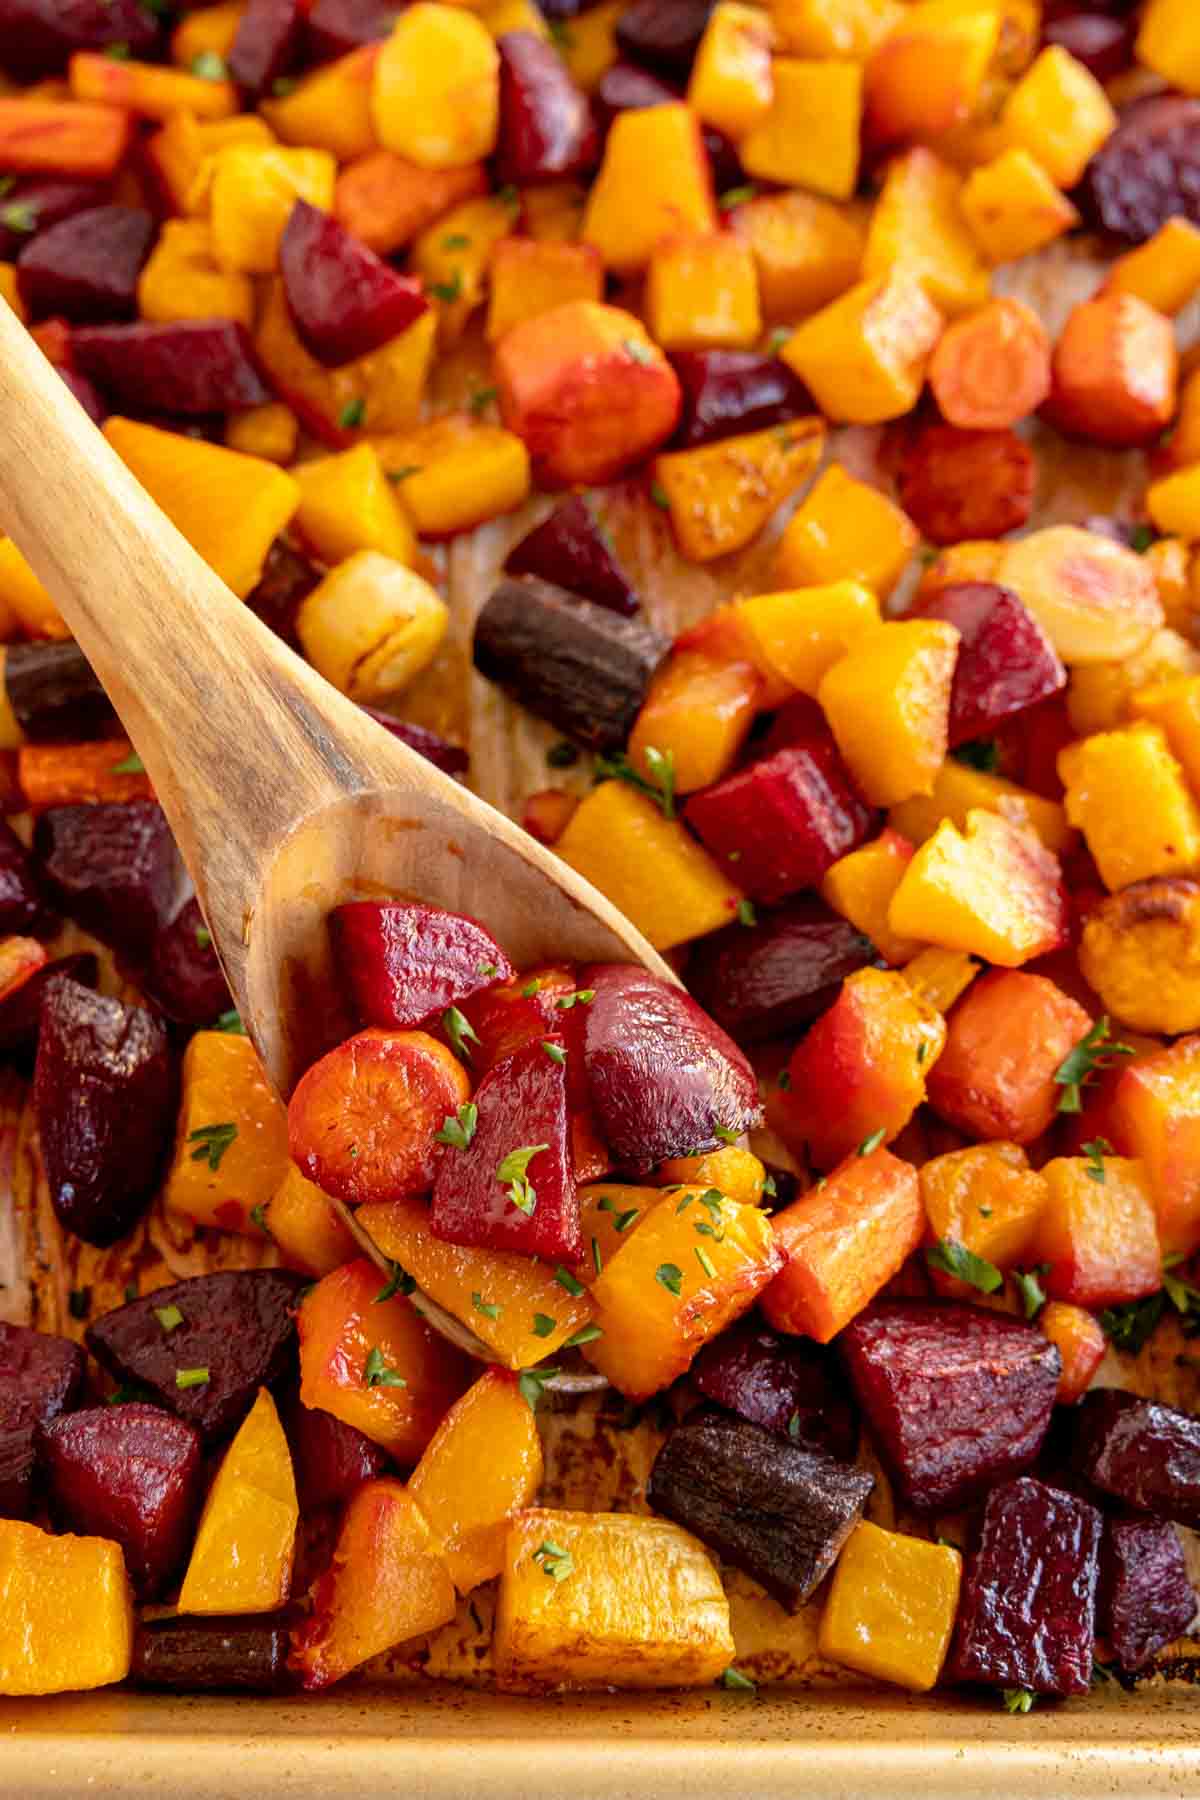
0, 176, 108, 261
16, 205, 154, 324
0, 816, 48, 936
495, 32, 599, 186
760, 691, 839, 758
839, 1300, 1061, 1512
132, 1614, 294, 1693
580, 962, 762, 1170
685, 898, 881, 1042
1101, 1513, 1197, 1672
947, 1476, 1102, 1695
0, 1321, 84, 1519
228, 0, 305, 99
503, 495, 638, 617
40, 1402, 203, 1598
594, 59, 679, 132
1072, 1388, 1200, 1530
685, 745, 875, 904
330, 900, 514, 1032
245, 537, 321, 648
429, 1034, 582, 1260
3, 640, 114, 743
284, 1395, 388, 1510
57, 365, 106, 423
361, 707, 469, 777
71, 320, 272, 417
615, 0, 715, 75
909, 583, 1066, 748
305, 0, 397, 60
691, 1317, 856, 1461
33, 799, 184, 959
279, 200, 428, 368
141, 895, 231, 1028
1043, 12, 1135, 83
671, 350, 813, 450
86, 1270, 307, 1443
0, 950, 96, 1053
1078, 94, 1200, 245
0, 0, 160, 79
34, 974, 175, 1246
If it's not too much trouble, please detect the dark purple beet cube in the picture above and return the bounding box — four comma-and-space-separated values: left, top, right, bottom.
0, 177, 108, 261
1043, 13, 1135, 84
0, 1321, 84, 1518
1101, 1513, 1197, 1672
503, 495, 638, 617
33, 798, 184, 959
671, 350, 813, 450
71, 320, 272, 417
430, 1034, 581, 1260
909, 583, 1065, 747
691, 1318, 856, 1461
284, 1395, 388, 1509
360, 707, 469, 776
839, 1300, 1061, 1513
40, 1402, 204, 1598
16, 205, 154, 323
3, 640, 114, 743
227, 0, 305, 99
331, 900, 514, 1031
495, 32, 599, 186
141, 895, 231, 1028
279, 199, 428, 367
686, 896, 877, 1042
947, 1476, 1101, 1696
0, 816, 47, 935
1072, 1388, 1200, 1530
131, 1614, 294, 1693
305, 0, 398, 60
0, 950, 96, 1054
245, 537, 320, 648
0, 0, 161, 79
615, 0, 715, 75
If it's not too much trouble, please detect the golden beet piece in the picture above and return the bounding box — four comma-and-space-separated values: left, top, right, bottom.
727, 188, 865, 321
178, 1389, 298, 1616
997, 526, 1163, 666
581, 104, 716, 275
819, 1521, 961, 1693
292, 444, 415, 568
926, 970, 1092, 1144
1081, 878, 1200, 1037
162, 1030, 291, 1237
0, 1520, 132, 1695
920, 1143, 1047, 1295
781, 271, 943, 424
628, 651, 760, 796
889, 809, 1067, 968
1034, 1155, 1161, 1309
862, 147, 990, 319
1131, 676, 1200, 786
1110, 1034, 1200, 1256
821, 828, 921, 966
267, 1166, 358, 1277
652, 418, 826, 563
370, 4, 499, 169
1001, 45, 1115, 189
1047, 293, 1178, 450
1060, 722, 1200, 893
864, 3, 998, 146
817, 619, 959, 807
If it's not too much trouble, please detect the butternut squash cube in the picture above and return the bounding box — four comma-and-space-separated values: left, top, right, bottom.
137, 217, 254, 328
373, 416, 531, 537
1147, 464, 1200, 542
495, 1508, 733, 1690
485, 238, 603, 342
1079, 880, 1200, 1038
774, 463, 917, 597
960, 146, 1079, 265
628, 650, 761, 795
1068, 630, 1200, 737
0, 537, 68, 638
178, 1389, 298, 1615
864, 146, 989, 317
163, 1030, 292, 1237
297, 552, 448, 704
204, 144, 336, 274
582, 103, 716, 274
888, 808, 1067, 967
735, 580, 881, 695
819, 1521, 961, 1693
652, 417, 826, 563
645, 232, 761, 351
371, 4, 499, 168
1131, 677, 1200, 799
817, 619, 959, 806
1104, 218, 1200, 317
1034, 1155, 1161, 1308
920, 1143, 1047, 1289
687, 2, 775, 140
888, 758, 1071, 854
576, 1183, 658, 1276
225, 402, 299, 465
781, 272, 944, 424
652, 1147, 767, 1209
146, 112, 275, 216
1144, 539, 1194, 636
1001, 46, 1115, 190
412, 192, 516, 344
1137, 0, 1200, 97
1060, 722, 1200, 892
772, 0, 901, 60
863, 1, 998, 145
409, 1368, 543, 1594
821, 827, 921, 964
901, 945, 980, 1014
267, 1165, 358, 1276
739, 56, 862, 199
293, 443, 416, 567
1110, 1036, 1200, 1256
1040, 1301, 1106, 1405
0, 1520, 132, 1695
560, 0, 622, 92
727, 190, 865, 322
260, 47, 377, 162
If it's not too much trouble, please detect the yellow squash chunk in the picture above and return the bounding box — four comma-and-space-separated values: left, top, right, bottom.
0, 1520, 132, 1696
781, 271, 943, 424
292, 443, 416, 566
103, 417, 299, 599
817, 619, 959, 806
358, 1192, 595, 1367
888, 758, 1071, 854
902, 944, 981, 1014
495, 1508, 733, 1691
203, 144, 336, 274
740, 56, 861, 198
652, 1147, 767, 1208
485, 238, 603, 342
653, 417, 825, 563
1148, 464, 1200, 542
412, 193, 517, 344
1146, 538, 1195, 635
997, 525, 1163, 665
576, 1182, 657, 1276
920, 1142, 1048, 1284
960, 145, 1079, 265
646, 233, 762, 351
727, 188, 865, 320
888, 808, 1066, 967
1137, 0, 1200, 96
772, 0, 900, 59
267, 1165, 358, 1277
583, 1189, 782, 1397
818, 1521, 961, 1693
371, 4, 499, 168
556, 779, 743, 950
863, 146, 990, 317
1001, 45, 1115, 189
628, 650, 761, 795
1067, 628, 1200, 736
1060, 721, 1200, 892
687, 2, 774, 140
296, 551, 448, 704
260, 46, 377, 162
409, 1368, 543, 1594
163, 1029, 292, 1236
822, 829, 921, 965
582, 103, 716, 274
225, 402, 299, 465
137, 217, 253, 328
774, 462, 917, 597
1105, 218, 1200, 316
178, 1389, 298, 1615
256, 278, 437, 440
371, 415, 530, 537
734, 580, 880, 696
0, 537, 68, 637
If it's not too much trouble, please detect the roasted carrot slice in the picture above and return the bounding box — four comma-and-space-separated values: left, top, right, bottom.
928, 297, 1051, 431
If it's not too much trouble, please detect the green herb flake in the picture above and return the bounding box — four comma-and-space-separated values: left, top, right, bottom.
532, 1312, 557, 1338
175, 1367, 210, 1390
594, 747, 677, 819
374, 1261, 416, 1303
548, 17, 574, 48
599, 1196, 640, 1233
1163, 1252, 1200, 1319
271, 76, 297, 96
428, 271, 462, 304
555, 987, 596, 1010
249, 1203, 270, 1235
497, 1143, 548, 1215
518, 1365, 560, 1411
925, 1238, 1003, 1295
472, 1292, 503, 1321
1129, 523, 1157, 553
468, 383, 497, 417
521, 978, 542, 998
187, 1121, 238, 1171
1012, 1265, 1048, 1322
442, 232, 472, 250
190, 49, 228, 79
110, 750, 145, 774
714, 1124, 738, 1146
546, 739, 579, 768
858, 1128, 887, 1156
765, 326, 791, 355
478, 961, 499, 978
1054, 1016, 1134, 1114
787, 1411, 801, 1441
443, 1004, 481, 1062
497, 184, 519, 209
695, 1245, 717, 1279
1100, 1292, 1166, 1354
541, 1039, 567, 1065
124, 1283, 139, 1303
1082, 1137, 1112, 1184
564, 1323, 603, 1348
777, 1069, 792, 1091
916, 1041, 928, 1065
105, 40, 132, 59
952, 737, 1001, 774
434, 1101, 479, 1150
592, 1236, 603, 1276
0, 201, 37, 234
762, 1174, 777, 1199
194, 924, 212, 950
554, 1265, 584, 1297
736, 899, 757, 928
338, 396, 366, 429
386, 464, 422, 484
67, 1286, 91, 1321
155, 1302, 184, 1333
650, 479, 672, 511
214, 1007, 247, 1034
721, 1666, 757, 1692
655, 1262, 683, 1297
623, 337, 654, 367
363, 1345, 408, 1389
1002, 1689, 1036, 1715
532, 1538, 573, 1581
717, 184, 757, 210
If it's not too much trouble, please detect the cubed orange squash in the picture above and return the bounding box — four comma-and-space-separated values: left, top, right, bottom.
69, 50, 237, 122
818, 1521, 961, 1693
774, 464, 918, 598
734, 580, 881, 697
201, 143, 336, 274
485, 238, 604, 342
652, 1147, 768, 1209
1067, 629, 1200, 738
1040, 1301, 1106, 1404
408, 1368, 543, 1594
296, 552, 448, 703
297, 1257, 472, 1461
519, 181, 588, 243
740, 56, 862, 199
1147, 463, 1200, 542
0, 538, 68, 638
1110, 1036, 1200, 1257
0, 1520, 132, 1696
1137, 0, 1200, 94
137, 218, 254, 327
371, 415, 530, 536
653, 417, 826, 563
926, 970, 1092, 1143
781, 272, 944, 425
821, 828, 920, 965
675, 601, 793, 707
583, 1189, 784, 1396
225, 402, 299, 465
687, 2, 774, 139
773, 0, 901, 59
628, 651, 761, 795
887, 759, 1071, 855
888, 808, 1067, 967
1034, 1155, 1161, 1308
292, 443, 416, 567
863, 146, 990, 318
371, 4, 499, 168
1131, 677, 1200, 797
727, 188, 865, 320
645, 233, 762, 351
178, 1389, 298, 1615
901, 945, 981, 1014
1060, 722, 1200, 892
1079, 879, 1200, 1039
818, 619, 959, 806
335, 151, 487, 257
581, 104, 716, 274
144, 112, 275, 216
267, 1166, 358, 1276
864, 1, 999, 146
760, 1147, 924, 1341
960, 146, 1080, 265
260, 46, 377, 163
1001, 46, 1115, 189
575, 1183, 657, 1277
162, 1030, 292, 1237
921, 1141, 1048, 1291
1104, 217, 1200, 317
412, 192, 517, 344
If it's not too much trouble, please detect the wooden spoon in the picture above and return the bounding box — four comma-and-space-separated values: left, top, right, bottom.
0, 301, 677, 1106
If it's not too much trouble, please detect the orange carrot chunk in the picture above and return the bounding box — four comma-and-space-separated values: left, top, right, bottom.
1045, 291, 1178, 449
928, 297, 1051, 431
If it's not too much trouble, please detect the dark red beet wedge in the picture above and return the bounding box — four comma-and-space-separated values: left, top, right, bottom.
430, 1034, 581, 1260
495, 32, 599, 186
3, 640, 115, 743
671, 350, 813, 450
0, 816, 47, 935
503, 495, 638, 616
284, 1396, 388, 1509
0, 1321, 84, 1519
33, 799, 184, 958
34, 975, 175, 1246
86, 1270, 307, 1444
691, 1318, 857, 1461
1043, 11, 1135, 83
245, 537, 321, 648
71, 320, 272, 416
1072, 1388, 1200, 1529
840, 1300, 1061, 1513
0, 949, 96, 1054
580, 963, 761, 1170
648, 1409, 873, 1610
16, 205, 154, 323
0, 176, 108, 261
1078, 94, 1200, 244
615, 0, 715, 75
40, 1402, 203, 1598
594, 58, 678, 130
0, 0, 161, 79
306, 0, 397, 60
279, 199, 428, 367
227, 0, 305, 99
132, 1614, 294, 1692
686, 896, 877, 1042
909, 583, 1066, 747
1101, 1514, 1197, 1672
330, 900, 514, 1031
360, 708, 469, 776
142, 895, 231, 1028
947, 1476, 1102, 1696
58, 365, 107, 423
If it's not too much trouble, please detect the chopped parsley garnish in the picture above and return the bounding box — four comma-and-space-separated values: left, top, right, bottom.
155, 1303, 184, 1332
110, 749, 145, 774
188, 1121, 238, 1171
736, 899, 757, 928
497, 1143, 548, 1215
695, 1245, 717, 1279
564, 1323, 603, 1348
858, 1128, 887, 1156
522, 978, 542, 998
214, 1008, 246, 1034
541, 1040, 567, 1065
190, 49, 227, 79
0, 201, 36, 234
925, 1238, 1003, 1295
374, 1261, 416, 1303
441, 232, 472, 250
67, 1286, 91, 1320
717, 184, 757, 210
387, 464, 422, 483
442, 1005, 481, 1062
472, 1292, 503, 1320
598, 1196, 639, 1232
271, 76, 297, 96
249, 1203, 269, 1234
547, 17, 573, 47
649, 479, 672, 511
1002, 1689, 1036, 1714
777, 1069, 791, 1090
1053, 1016, 1134, 1114
952, 737, 1001, 773
518, 1365, 560, 1411
532, 1538, 573, 1581
555, 1265, 584, 1297
555, 988, 596, 1010
468, 383, 497, 416
363, 1346, 408, 1388
1082, 1137, 1112, 1183
765, 326, 791, 355
428, 271, 462, 304
591, 1236, 603, 1275
104, 40, 131, 59
478, 961, 499, 978
623, 337, 654, 366
1100, 1292, 1165, 1355
124, 1283, 139, 1303
194, 924, 212, 950
787, 1411, 801, 1441
655, 1262, 683, 1297
721, 1666, 757, 1692
762, 1174, 777, 1199
1129, 523, 1157, 553
1163, 1252, 1200, 1319
1012, 1265, 1048, 1322
532, 1312, 557, 1338
435, 1102, 478, 1149
594, 746, 676, 819
338, 396, 366, 429
175, 1367, 210, 1390
714, 1124, 738, 1145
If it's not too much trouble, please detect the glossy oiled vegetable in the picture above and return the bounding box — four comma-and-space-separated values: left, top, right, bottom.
177, 1390, 298, 1616
0, 1520, 132, 1696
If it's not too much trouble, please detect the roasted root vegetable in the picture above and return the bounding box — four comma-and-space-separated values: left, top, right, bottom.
863, 2, 997, 147
886, 759, 1069, 857
628, 652, 760, 796
774, 465, 916, 600
910, 582, 1065, 748
1000, 45, 1115, 190
1100, 1514, 1198, 1674
646, 232, 761, 353
897, 426, 1036, 549
267, 1167, 358, 1277
1034, 1155, 1161, 1310
1109, 1037, 1200, 1257
162, 1029, 291, 1237
862, 147, 988, 320
131, 1616, 293, 1695
1040, 1302, 1106, 1407
927, 298, 1051, 432
581, 103, 715, 274
296, 553, 447, 704
730, 581, 882, 698
887, 809, 1068, 968
821, 829, 919, 966
1061, 723, 1200, 893
960, 147, 1080, 266
819, 1522, 962, 1695
503, 495, 636, 617
690, 1316, 856, 1461
687, 896, 878, 1043
0, 1323, 84, 1521
727, 188, 865, 321
919, 1143, 1047, 1295
781, 272, 943, 425
331, 901, 513, 1032
177, 1389, 298, 1616
653, 417, 826, 563
1047, 293, 1178, 450
925, 971, 1091, 1144
1073, 1389, 1200, 1532
1079, 879, 1200, 1039
0, 1519, 132, 1696
817, 620, 959, 807
997, 526, 1163, 667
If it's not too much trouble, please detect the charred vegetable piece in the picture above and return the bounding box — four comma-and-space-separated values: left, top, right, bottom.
39, 1402, 203, 1600
283, 1396, 388, 1511
947, 1476, 1101, 1696
473, 577, 669, 752
245, 538, 320, 649
71, 320, 271, 417
131, 1614, 293, 1694
0, 817, 47, 936
910, 583, 1065, 749
1100, 1514, 1197, 1673
330, 900, 513, 1031
616, 0, 715, 76
670, 349, 812, 450
580, 962, 761, 1170
279, 200, 428, 368
0, 176, 107, 262
495, 32, 599, 187
649, 1409, 873, 1610
227, 0, 305, 100
1078, 94, 1200, 245
686, 896, 877, 1043
503, 495, 638, 617
0, 0, 161, 80
361, 708, 469, 777
34, 975, 174, 1246
0, 1322, 84, 1519
840, 1300, 1061, 1513
86, 1269, 307, 1444
691, 1318, 857, 1461
1072, 1388, 1200, 1529
33, 799, 183, 959
15, 204, 154, 323
2, 641, 114, 743
142, 896, 231, 1029
0, 949, 96, 1054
